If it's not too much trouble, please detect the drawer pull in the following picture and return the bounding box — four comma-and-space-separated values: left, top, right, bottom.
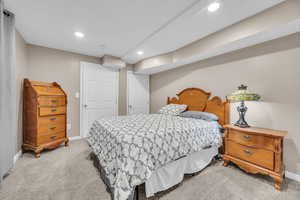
50, 117, 56, 121
243, 135, 252, 140
51, 100, 58, 103
50, 127, 56, 130
50, 135, 57, 140
243, 149, 252, 155
51, 109, 57, 112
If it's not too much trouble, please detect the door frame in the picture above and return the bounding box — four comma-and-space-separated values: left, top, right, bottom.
127, 70, 150, 115
126, 70, 131, 115
80, 61, 119, 138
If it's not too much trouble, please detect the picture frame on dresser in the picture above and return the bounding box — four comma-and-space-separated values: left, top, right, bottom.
22, 79, 69, 158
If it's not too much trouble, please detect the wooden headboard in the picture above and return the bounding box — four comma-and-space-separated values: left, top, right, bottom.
167, 88, 230, 126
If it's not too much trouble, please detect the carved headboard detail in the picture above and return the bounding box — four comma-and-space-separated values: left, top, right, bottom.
167, 88, 229, 126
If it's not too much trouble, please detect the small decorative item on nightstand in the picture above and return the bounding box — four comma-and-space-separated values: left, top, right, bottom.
223, 124, 287, 190
227, 84, 260, 128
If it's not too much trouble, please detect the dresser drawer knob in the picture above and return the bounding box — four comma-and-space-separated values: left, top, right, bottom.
243, 149, 252, 155
243, 135, 252, 140
51, 100, 58, 103
50, 135, 57, 140
50, 117, 56, 121
51, 109, 57, 112
50, 127, 56, 130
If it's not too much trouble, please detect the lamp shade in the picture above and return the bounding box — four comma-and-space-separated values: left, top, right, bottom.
227, 84, 261, 102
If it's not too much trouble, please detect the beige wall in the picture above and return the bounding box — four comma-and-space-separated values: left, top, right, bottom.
150, 33, 300, 174
14, 40, 130, 149
26, 45, 101, 138
15, 30, 28, 153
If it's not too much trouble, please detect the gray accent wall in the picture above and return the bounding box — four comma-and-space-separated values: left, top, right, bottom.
15, 30, 28, 153
150, 33, 300, 174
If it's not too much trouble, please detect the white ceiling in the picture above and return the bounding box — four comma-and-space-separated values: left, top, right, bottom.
137, 19, 300, 74
5, 0, 285, 64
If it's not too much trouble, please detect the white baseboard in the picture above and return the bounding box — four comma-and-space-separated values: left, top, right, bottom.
69, 136, 83, 141
285, 171, 300, 182
13, 150, 22, 165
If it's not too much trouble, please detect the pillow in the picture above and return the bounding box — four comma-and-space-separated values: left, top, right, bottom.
179, 111, 219, 121
158, 104, 187, 116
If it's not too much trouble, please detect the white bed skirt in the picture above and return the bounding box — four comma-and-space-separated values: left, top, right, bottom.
145, 147, 218, 197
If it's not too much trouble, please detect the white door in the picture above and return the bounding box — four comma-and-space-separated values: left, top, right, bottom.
80, 62, 118, 137
127, 71, 149, 115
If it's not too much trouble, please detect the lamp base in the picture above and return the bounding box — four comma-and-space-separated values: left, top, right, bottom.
235, 101, 250, 128
234, 121, 250, 128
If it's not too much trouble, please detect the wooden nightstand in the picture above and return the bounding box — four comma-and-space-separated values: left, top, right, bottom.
223, 124, 287, 190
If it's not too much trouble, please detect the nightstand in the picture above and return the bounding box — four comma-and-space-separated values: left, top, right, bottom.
223, 124, 287, 190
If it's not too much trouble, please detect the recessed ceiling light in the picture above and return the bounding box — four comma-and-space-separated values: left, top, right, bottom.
137, 51, 144, 55
74, 32, 85, 38
208, 2, 220, 12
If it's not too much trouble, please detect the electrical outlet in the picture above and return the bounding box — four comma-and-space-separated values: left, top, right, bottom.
75, 92, 80, 99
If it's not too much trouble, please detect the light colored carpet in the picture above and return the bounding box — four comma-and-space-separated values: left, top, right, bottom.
0, 140, 299, 200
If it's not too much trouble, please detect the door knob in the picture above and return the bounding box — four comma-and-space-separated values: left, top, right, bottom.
84, 104, 88, 108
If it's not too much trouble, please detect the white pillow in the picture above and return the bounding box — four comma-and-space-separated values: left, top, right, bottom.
158, 104, 187, 116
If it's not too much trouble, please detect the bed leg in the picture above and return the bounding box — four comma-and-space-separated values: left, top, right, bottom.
135, 185, 139, 200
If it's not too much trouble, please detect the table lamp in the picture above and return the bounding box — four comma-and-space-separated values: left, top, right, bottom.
227, 84, 261, 128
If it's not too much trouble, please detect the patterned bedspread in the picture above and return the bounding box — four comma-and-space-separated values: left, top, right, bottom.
87, 114, 221, 200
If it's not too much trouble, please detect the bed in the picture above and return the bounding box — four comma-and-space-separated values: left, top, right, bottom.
87, 88, 229, 200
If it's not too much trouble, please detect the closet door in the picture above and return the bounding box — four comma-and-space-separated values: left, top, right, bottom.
127, 71, 149, 115
80, 62, 118, 137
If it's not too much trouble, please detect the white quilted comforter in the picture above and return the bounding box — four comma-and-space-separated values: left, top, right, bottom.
87, 114, 221, 200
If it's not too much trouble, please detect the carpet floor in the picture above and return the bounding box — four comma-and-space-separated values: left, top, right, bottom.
0, 139, 299, 200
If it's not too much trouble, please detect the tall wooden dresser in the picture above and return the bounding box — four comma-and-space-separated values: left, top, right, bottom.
23, 79, 69, 158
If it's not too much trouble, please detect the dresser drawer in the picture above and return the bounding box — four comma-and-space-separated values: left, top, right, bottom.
38, 96, 66, 107
38, 131, 65, 145
38, 118, 66, 135
39, 106, 66, 116
39, 115, 65, 126
228, 129, 275, 151
227, 140, 274, 170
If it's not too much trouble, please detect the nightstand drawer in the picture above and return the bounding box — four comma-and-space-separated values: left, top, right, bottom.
227, 140, 274, 170
228, 129, 275, 151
